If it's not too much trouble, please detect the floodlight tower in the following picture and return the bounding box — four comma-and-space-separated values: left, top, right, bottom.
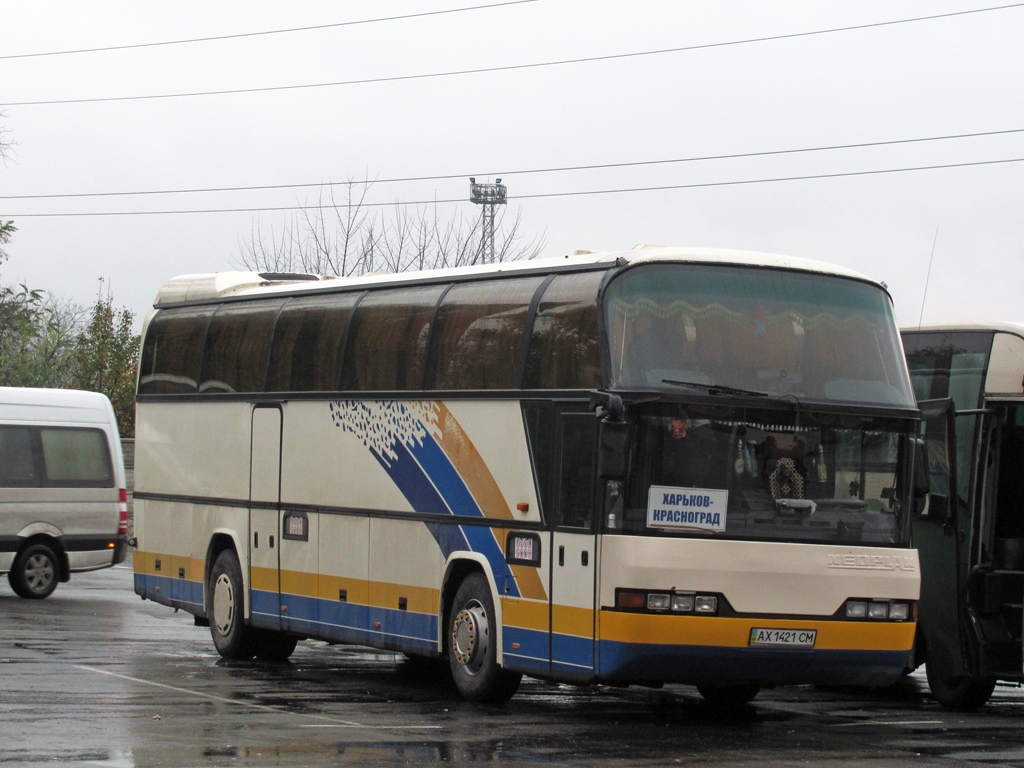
469, 177, 507, 264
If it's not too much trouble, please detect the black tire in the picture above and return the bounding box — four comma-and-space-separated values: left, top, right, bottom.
208, 550, 257, 660
9, 543, 59, 599
925, 663, 996, 710
697, 682, 761, 709
254, 629, 298, 662
447, 572, 521, 703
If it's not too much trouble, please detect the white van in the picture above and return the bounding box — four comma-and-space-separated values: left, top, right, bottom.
0, 387, 128, 599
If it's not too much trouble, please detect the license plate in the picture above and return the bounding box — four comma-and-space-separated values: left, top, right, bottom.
749, 628, 817, 648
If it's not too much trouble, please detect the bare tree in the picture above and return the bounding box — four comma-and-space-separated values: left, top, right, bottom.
236, 178, 545, 276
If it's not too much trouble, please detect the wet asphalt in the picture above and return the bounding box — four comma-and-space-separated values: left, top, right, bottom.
1, 558, 1023, 768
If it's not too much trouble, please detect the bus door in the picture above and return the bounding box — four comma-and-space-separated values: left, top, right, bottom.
969, 400, 1024, 677
250, 405, 282, 631
914, 398, 967, 678
549, 411, 598, 681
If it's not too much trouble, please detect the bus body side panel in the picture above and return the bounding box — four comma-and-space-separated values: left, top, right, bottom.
597, 536, 920, 687
277, 398, 547, 661
133, 401, 253, 614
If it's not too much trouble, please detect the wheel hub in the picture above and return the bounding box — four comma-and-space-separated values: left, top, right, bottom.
451, 602, 488, 673
24, 554, 54, 593
212, 573, 236, 636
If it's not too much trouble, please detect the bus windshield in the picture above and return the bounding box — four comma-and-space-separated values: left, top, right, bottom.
605, 263, 915, 408
621, 405, 913, 547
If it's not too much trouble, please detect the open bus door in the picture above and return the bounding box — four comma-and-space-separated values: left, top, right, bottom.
915, 398, 997, 709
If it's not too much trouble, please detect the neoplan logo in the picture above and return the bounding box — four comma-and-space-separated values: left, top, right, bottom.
826, 553, 916, 571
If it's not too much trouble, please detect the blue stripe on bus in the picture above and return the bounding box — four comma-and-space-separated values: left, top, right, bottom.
502, 624, 550, 675
134, 573, 204, 613
553, 633, 595, 674
372, 433, 522, 599
598, 640, 911, 687
405, 431, 521, 599
251, 588, 439, 652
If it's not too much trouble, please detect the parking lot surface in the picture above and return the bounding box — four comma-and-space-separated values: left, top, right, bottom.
2, 560, 1023, 767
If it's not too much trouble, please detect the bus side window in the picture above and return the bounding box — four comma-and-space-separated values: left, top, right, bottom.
341, 285, 446, 391
558, 415, 597, 530
426, 277, 543, 390
266, 293, 359, 392
523, 272, 602, 390
199, 300, 284, 394
523, 404, 555, 524
138, 306, 216, 395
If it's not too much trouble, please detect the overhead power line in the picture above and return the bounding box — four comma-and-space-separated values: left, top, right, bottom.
2, 127, 1022, 201
7, 156, 1023, 217
4, 3, 1022, 107
0, 1, 542, 61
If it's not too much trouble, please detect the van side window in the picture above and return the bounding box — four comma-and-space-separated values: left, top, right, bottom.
39, 428, 113, 487
0, 426, 39, 487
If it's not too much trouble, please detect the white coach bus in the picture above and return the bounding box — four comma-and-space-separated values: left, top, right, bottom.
133, 246, 922, 704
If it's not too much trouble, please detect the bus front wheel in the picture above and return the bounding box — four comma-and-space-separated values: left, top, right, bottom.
447, 572, 521, 702
925, 664, 995, 710
208, 550, 257, 660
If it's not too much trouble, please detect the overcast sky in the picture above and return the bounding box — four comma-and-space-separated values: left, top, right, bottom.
2, 1, 1023, 329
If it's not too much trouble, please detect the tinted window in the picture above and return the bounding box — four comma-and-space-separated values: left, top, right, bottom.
558, 415, 597, 529
199, 300, 284, 393
138, 307, 216, 395
903, 330, 993, 505
426, 277, 544, 390
605, 264, 915, 407
266, 293, 359, 392
341, 285, 446, 391
523, 272, 603, 389
40, 428, 113, 486
0, 426, 38, 486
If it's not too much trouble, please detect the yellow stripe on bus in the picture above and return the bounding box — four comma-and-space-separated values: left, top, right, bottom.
599, 611, 916, 652
134, 550, 204, 581
502, 597, 549, 631
435, 402, 548, 602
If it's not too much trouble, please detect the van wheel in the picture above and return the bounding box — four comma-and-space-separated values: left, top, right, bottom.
447, 572, 521, 702
925, 664, 995, 710
208, 550, 257, 659
9, 543, 59, 599
254, 629, 298, 662
697, 682, 761, 709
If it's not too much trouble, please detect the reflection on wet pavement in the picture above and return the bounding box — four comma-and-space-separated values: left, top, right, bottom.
2, 564, 1023, 767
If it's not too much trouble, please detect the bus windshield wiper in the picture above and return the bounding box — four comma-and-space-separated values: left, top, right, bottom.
662, 379, 769, 398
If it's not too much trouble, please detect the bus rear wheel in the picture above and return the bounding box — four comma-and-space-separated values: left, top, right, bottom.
447, 572, 521, 703
9, 543, 60, 599
925, 664, 995, 710
208, 550, 257, 659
